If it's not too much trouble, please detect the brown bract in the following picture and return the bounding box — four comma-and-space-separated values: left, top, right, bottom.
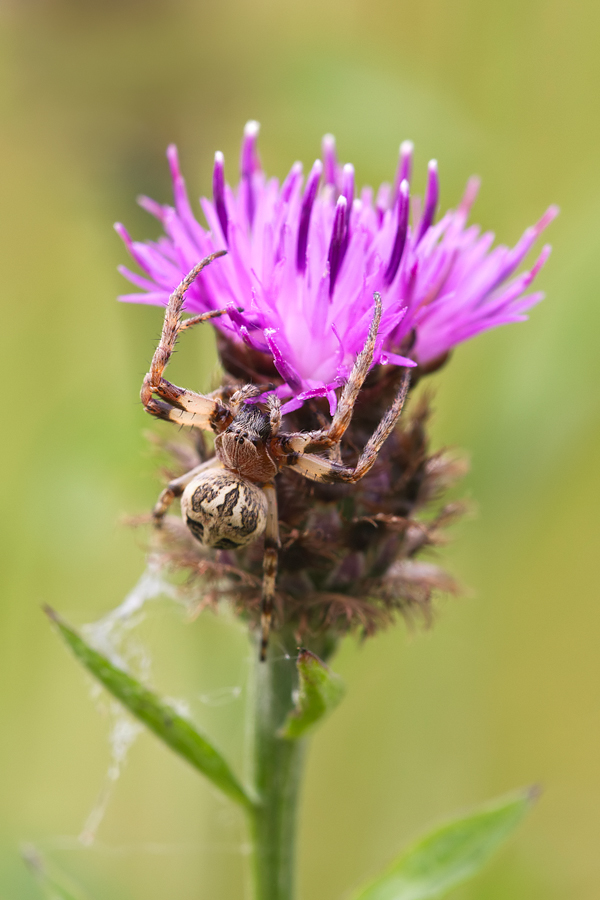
149, 380, 467, 646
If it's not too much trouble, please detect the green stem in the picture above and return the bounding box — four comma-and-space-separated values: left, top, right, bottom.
247, 633, 306, 900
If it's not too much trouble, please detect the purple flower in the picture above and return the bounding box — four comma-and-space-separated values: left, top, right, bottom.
116, 121, 557, 414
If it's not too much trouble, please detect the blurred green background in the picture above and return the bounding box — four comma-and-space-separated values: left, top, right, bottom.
2, 0, 599, 897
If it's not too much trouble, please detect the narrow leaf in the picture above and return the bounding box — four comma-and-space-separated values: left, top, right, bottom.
280, 649, 345, 740
46, 607, 253, 810
23, 845, 86, 900
353, 788, 537, 900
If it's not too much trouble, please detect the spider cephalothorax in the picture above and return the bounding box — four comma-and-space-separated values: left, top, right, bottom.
142, 251, 410, 659
215, 402, 278, 483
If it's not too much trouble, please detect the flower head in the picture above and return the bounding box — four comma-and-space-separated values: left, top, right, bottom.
117, 122, 557, 413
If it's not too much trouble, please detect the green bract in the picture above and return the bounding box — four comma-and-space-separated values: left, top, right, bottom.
280, 649, 346, 740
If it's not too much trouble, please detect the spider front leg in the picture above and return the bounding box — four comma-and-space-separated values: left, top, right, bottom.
278, 294, 384, 461
286, 368, 411, 484
141, 252, 233, 432
260, 482, 280, 661
308, 292, 383, 451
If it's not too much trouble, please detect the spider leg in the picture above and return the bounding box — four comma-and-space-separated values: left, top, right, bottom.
178, 307, 242, 333
308, 293, 383, 449
142, 397, 222, 429
259, 483, 280, 661
267, 393, 281, 435
152, 457, 222, 523
141, 252, 233, 431
229, 384, 265, 410
285, 369, 411, 484
274, 294, 383, 460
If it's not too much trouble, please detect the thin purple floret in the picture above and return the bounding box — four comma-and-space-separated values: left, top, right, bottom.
328, 196, 348, 296
117, 122, 557, 412
296, 160, 322, 273
385, 179, 410, 286
416, 160, 439, 245
212, 151, 228, 243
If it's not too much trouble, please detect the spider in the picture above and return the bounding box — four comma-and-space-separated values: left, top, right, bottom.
142, 250, 411, 660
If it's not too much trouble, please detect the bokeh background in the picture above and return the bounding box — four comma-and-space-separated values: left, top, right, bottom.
2, 0, 599, 897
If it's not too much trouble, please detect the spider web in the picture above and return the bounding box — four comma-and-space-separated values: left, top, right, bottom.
78, 560, 175, 845
51, 558, 294, 891
74, 558, 258, 851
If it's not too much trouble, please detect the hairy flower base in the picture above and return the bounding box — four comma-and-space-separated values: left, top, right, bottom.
145, 372, 467, 642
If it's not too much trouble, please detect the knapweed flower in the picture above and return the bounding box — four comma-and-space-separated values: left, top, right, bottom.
117, 121, 557, 414
122, 124, 557, 641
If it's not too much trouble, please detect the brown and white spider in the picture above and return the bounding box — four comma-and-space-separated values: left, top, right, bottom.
142, 250, 411, 660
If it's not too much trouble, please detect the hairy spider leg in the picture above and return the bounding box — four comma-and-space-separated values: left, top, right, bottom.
309, 292, 383, 450
260, 483, 280, 661
267, 394, 282, 435
141, 252, 232, 431
152, 457, 222, 523
228, 384, 268, 415
141, 400, 219, 429
285, 368, 411, 484
277, 293, 384, 460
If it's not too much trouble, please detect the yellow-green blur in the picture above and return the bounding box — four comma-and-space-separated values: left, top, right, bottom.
1, 1, 599, 898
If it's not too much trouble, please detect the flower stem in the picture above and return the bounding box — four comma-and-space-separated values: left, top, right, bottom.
248, 635, 306, 900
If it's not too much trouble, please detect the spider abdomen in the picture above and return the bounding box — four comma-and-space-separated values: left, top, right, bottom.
181, 469, 268, 550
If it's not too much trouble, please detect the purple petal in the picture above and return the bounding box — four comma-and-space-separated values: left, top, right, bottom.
296, 159, 323, 273
384, 179, 410, 286
281, 161, 303, 203
240, 120, 261, 226
119, 291, 170, 306
416, 160, 439, 245
264, 328, 303, 390
165, 145, 205, 247
137, 195, 166, 222
213, 151, 229, 243
117, 265, 161, 292
118, 125, 558, 414
458, 176, 480, 216
341, 164, 355, 210
322, 134, 339, 186
328, 196, 348, 297
381, 351, 417, 367
393, 139, 413, 204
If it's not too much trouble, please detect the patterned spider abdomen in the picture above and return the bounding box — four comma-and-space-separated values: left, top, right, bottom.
181, 469, 268, 550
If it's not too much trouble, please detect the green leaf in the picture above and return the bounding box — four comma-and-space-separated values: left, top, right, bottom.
46, 606, 253, 810
23, 845, 86, 900
279, 649, 345, 740
352, 788, 537, 900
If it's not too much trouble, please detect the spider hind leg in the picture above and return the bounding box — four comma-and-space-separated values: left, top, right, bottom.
260, 483, 280, 661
